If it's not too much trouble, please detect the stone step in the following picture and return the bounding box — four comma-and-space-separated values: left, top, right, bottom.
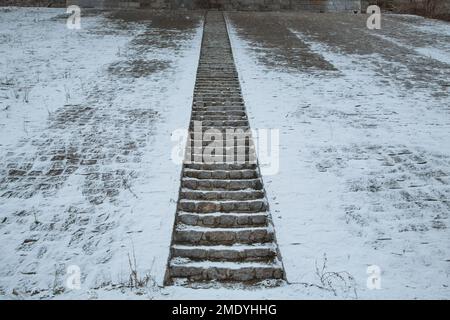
194, 89, 241, 93
196, 73, 238, 78
194, 86, 241, 91
195, 82, 240, 87
191, 117, 248, 122
191, 120, 249, 127
184, 163, 257, 171
173, 225, 274, 245
197, 66, 236, 69
180, 189, 264, 201
187, 139, 254, 147
183, 159, 256, 167
198, 62, 236, 71
187, 152, 256, 160
191, 107, 245, 113
177, 211, 268, 227
180, 188, 264, 201
192, 103, 244, 108
178, 199, 267, 213
194, 92, 241, 96
196, 76, 239, 80
181, 177, 263, 191
185, 152, 256, 159
191, 110, 246, 117
191, 115, 247, 121
183, 169, 258, 180
190, 126, 251, 132
195, 82, 241, 86
193, 101, 243, 106
194, 97, 242, 102
186, 148, 256, 160
171, 244, 276, 262
168, 259, 284, 282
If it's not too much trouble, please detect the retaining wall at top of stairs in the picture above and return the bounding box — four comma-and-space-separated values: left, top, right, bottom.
65, 0, 362, 11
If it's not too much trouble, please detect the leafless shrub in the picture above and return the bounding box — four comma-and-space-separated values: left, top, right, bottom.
11, 88, 20, 100
52, 264, 65, 295
127, 242, 151, 289
23, 119, 29, 135
121, 172, 138, 199
314, 253, 358, 298
1, 76, 14, 86
23, 87, 30, 103
44, 101, 52, 117
64, 85, 70, 103
33, 210, 40, 224
289, 253, 358, 298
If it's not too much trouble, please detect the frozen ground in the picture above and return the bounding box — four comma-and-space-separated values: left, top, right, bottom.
227, 11, 450, 299
0, 7, 205, 299
0, 8, 449, 299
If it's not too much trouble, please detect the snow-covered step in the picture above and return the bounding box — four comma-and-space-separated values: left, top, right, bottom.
189, 145, 255, 153
183, 168, 258, 180
192, 109, 246, 115
177, 211, 268, 227
191, 115, 247, 121
183, 157, 256, 166
196, 91, 242, 100
169, 259, 284, 282
180, 189, 264, 201
184, 163, 257, 171
173, 225, 274, 245
178, 199, 267, 213
192, 113, 247, 119
193, 92, 242, 97
171, 244, 277, 262
195, 77, 240, 82
187, 139, 254, 147
192, 105, 245, 110
194, 86, 242, 90
193, 92, 243, 97
190, 125, 251, 132
194, 94, 242, 99
186, 151, 256, 162
181, 177, 263, 190
191, 109, 246, 115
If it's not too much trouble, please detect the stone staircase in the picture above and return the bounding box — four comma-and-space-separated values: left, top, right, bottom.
164, 11, 284, 286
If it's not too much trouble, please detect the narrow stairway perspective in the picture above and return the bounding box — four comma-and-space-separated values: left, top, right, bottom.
164, 11, 285, 287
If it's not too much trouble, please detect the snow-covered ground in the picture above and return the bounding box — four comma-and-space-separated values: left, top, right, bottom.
0, 8, 448, 299
0, 7, 204, 299
227, 12, 450, 299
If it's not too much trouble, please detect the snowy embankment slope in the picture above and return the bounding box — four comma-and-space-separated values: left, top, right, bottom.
0, 8, 130, 148
227, 14, 450, 299
0, 8, 203, 299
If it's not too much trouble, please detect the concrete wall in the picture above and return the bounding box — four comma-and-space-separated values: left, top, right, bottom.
66, 0, 362, 11
66, 0, 141, 8
361, 0, 450, 13
0, 0, 66, 6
